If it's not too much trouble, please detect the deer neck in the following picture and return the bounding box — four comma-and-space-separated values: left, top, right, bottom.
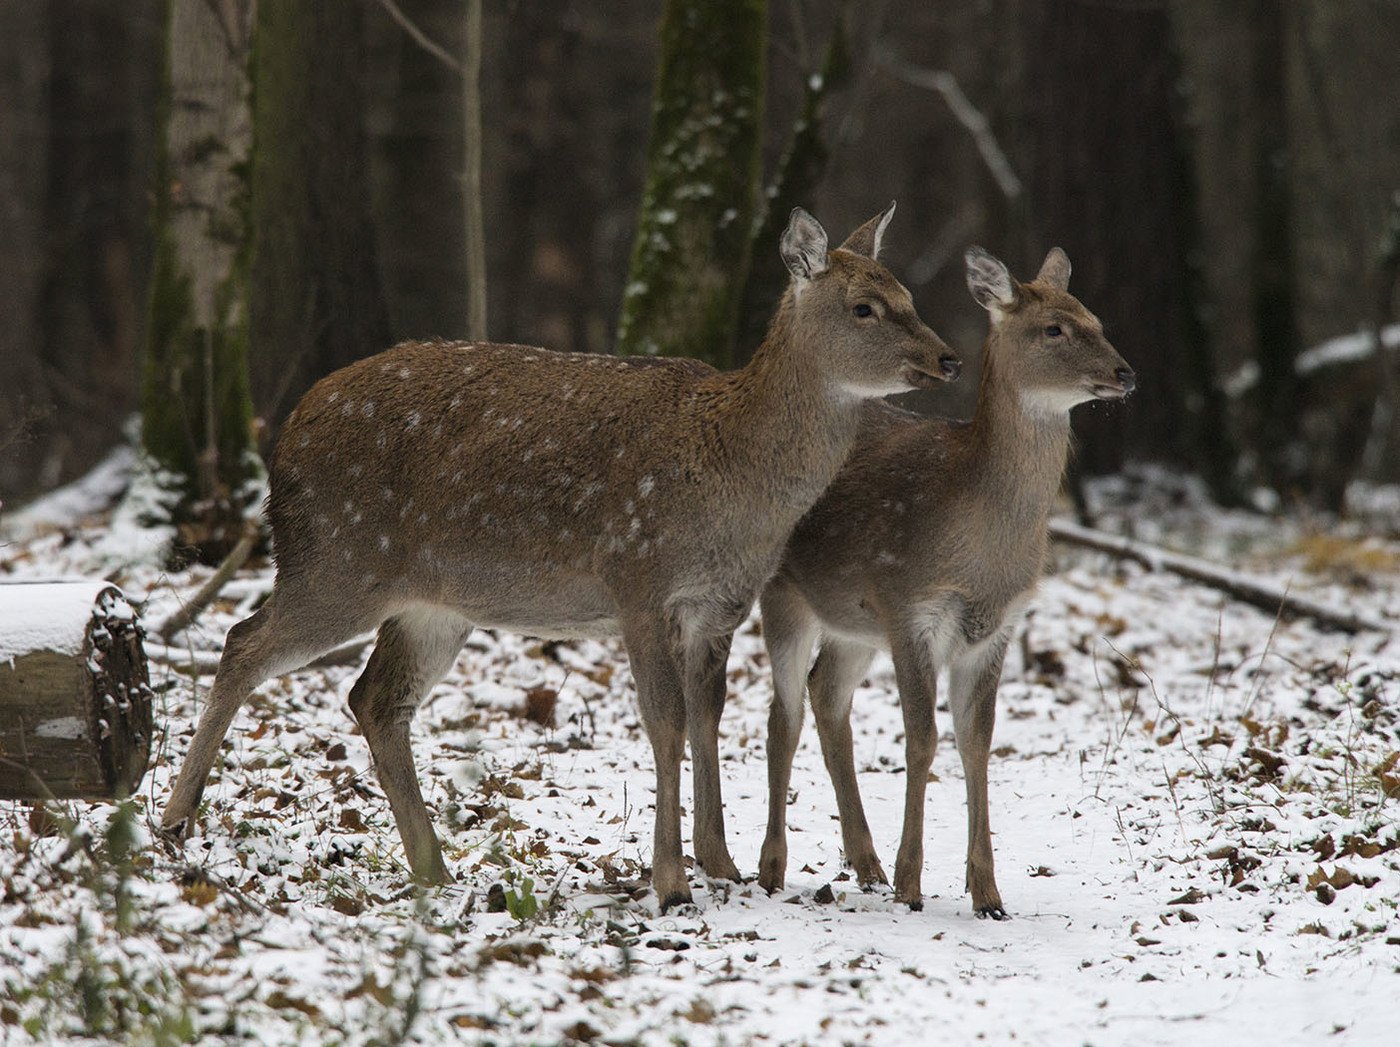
963, 329, 1073, 521
701, 295, 865, 514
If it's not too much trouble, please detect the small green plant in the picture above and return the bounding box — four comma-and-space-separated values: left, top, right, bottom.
503, 873, 539, 921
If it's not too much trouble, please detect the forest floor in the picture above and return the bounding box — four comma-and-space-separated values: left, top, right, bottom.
1, 461, 1398, 1045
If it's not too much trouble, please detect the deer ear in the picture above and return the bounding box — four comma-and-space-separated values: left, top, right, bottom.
780, 208, 830, 282
1036, 246, 1071, 291
965, 246, 1018, 315
838, 200, 897, 259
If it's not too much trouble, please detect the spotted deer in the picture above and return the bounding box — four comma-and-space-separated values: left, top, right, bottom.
159, 205, 961, 910
757, 246, 1134, 916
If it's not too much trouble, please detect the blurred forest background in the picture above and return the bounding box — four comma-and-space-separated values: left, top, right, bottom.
2, 0, 1399, 552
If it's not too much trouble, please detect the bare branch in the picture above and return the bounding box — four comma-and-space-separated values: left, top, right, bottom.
371, 0, 462, 75
152, 518, 260, 642
879, 49, 1022, 201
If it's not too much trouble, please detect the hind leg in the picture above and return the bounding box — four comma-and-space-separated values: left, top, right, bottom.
347, 607, 473, 883
161, 588, 376, 839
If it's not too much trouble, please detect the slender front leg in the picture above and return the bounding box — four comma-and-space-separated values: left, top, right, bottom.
889, 633, 940, 909
948, 640, 1009, 918
808, 640, 883, 887
757, 581, 820, 892
622, 617, 692, 911
684, 630, 740, 882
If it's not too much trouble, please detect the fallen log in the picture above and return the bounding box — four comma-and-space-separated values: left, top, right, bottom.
0, 580, 153, 800
1048, 520, 1392, 635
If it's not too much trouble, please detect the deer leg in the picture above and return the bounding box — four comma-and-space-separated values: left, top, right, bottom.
890, 634, 940, 909
684, 630, 740, 882
622, 618, 692, 911
949, 640, 1009, 919
809, 640, 883, 887
347, 609, 472, 884
161, 589, 376, 841
757, 581, 820, 893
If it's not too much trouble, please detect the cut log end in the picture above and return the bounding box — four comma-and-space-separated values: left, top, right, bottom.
0, 582, 154, 801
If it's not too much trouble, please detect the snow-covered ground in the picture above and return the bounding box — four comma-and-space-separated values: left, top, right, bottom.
1, 469, 1397, 1045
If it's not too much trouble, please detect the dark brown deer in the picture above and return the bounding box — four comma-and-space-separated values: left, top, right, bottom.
757, 246, 1133, 916
160, 205, 961, 910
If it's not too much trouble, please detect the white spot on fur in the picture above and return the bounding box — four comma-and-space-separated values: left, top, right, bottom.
406, 410, 421, 429
327, 391, 340, 403
379, 535, 390, 551
361, 401, 374, 417
398, 367, 413, 379
639, 475, 655, 497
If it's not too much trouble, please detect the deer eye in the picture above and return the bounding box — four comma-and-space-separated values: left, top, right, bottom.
1044, 324, 1063, 338
853, 303, 874, 319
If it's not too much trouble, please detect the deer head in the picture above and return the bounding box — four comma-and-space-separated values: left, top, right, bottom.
965, 246, 1134, 414
781, 204, 962, 397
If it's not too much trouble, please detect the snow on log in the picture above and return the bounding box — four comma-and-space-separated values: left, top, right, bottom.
0, 580, 153, 800
1048, 520, 1393, 635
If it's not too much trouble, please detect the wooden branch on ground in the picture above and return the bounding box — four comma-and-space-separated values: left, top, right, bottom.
152, 519, 259, 642
1049, 519, 1392, 635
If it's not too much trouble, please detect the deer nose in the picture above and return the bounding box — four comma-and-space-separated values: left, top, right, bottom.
1115, 367, 1136, 393
939, 353, 962, 380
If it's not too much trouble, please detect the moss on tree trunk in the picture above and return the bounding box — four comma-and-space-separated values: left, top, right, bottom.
615, 0, 766, 366
734, 10, 850, 360
141, 0, 258, 545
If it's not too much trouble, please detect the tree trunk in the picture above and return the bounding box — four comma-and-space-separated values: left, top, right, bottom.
142, 0, 259, 539
1248, 0, 1302, 497
364, 0, 468, 342
1018, 1, 1190, 474
0, 1, 162, 504
463, 0, 487, 341
734, 9, 850, 361
249, 0, 391, 425
615, 0, 766, 365
0, 582, 152, 801
0, 1, 52, 495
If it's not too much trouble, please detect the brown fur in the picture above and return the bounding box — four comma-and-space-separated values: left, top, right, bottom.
757, 247, 1133, 916
159, 207, 959, 910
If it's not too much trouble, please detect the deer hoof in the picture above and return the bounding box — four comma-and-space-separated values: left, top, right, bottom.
975, 903, 1009, 920
853, 858, 888, 889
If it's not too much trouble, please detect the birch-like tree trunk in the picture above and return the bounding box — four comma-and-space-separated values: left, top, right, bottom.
142, 0, 258, 532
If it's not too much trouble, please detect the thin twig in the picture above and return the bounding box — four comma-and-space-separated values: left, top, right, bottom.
878, 49, 1022, 200
371, 0, 462, 74
152, 519, 260, 642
